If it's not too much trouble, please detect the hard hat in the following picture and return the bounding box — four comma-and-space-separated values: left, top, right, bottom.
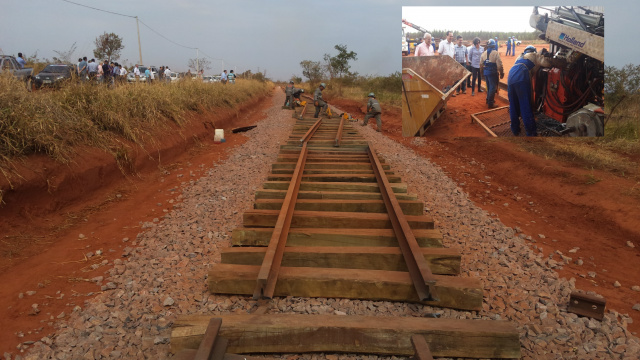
524, 45, 537, 54
320, 83, 326, 88
487, 39, 496, 48
368, 92, 375, 97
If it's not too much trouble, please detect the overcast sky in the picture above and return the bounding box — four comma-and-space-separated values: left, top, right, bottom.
0, 1, 635, 80
403, 6, 541, 33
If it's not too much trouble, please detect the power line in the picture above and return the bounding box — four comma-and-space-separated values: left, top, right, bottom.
58, 0, 236, 70
137, 19, 197, 50
60, 0, 136, 18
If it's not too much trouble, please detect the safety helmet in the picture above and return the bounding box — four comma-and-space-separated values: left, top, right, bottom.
487, 39, 496, 48
368, 92, 375, 97
524, 45, 537, 54
320, 83, 326, 88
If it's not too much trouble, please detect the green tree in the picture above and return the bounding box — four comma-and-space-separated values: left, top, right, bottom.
299, 60, 324, 84
323, 44, 357, 80
93, 32, 124, 62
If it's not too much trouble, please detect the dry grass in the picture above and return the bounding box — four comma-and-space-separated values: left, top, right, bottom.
0, 75, 272, 184
513, 95, 640, 178
517, 138, 639, 177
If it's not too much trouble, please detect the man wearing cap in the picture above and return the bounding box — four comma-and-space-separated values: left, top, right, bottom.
508, 46, 565, 136
313, 83, 328, 118
284, 81, 295, 108
479, 39, 504, 109
362, 93, 382, 132
414, 33, 435, 56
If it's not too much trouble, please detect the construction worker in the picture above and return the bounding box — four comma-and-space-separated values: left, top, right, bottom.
313, 83, 328, 118
362, 93, 382, 132
508, 45, 565, 136
284, 81, 295, 108
506, 37, 512, 56
479, 39, 504, 109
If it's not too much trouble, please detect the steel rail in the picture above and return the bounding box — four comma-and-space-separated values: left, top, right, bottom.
367, 145, 438, 302
299, 118, 322, 144
334, 117, 345, 147
253, 118, 322, 299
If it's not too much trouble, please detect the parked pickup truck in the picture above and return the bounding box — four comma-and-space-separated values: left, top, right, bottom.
0, 55, 34, 90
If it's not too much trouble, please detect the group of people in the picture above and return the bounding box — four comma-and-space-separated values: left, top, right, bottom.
283, 82, 383, 133
74, 56, 174, 85
413, 31, 562, 136
220, 70, 236, 84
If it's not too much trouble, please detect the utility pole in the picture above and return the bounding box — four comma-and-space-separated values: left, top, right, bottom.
135, 16, 143, 65
196, 48, 200, 75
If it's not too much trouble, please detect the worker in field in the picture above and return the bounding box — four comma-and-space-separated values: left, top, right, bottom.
479, 39, 504, 109
228, 70, 236, 84
313, 83, 328, 118
284, 81, 295, 108
414, 33, 435, 56
506, 37, 512, 56
362, 93, 382, 132
508, 45, 565, 136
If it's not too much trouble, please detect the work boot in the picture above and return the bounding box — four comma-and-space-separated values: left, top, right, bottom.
462, 91, 466, 94
478, 88, 484, 93
376, 129, 381, 132
488, 103, 497, 109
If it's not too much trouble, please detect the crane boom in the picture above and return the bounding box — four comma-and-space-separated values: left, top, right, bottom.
402, 19, 428, 33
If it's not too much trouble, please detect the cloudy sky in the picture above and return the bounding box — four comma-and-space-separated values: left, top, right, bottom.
0, 1, 635, 80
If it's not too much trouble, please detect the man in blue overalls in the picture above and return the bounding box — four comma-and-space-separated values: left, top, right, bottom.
506, 37, 512, 56
479, 39, 504, 109
508, 45, 565, 136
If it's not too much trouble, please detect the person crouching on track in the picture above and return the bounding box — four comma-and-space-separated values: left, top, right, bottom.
313, 83, 328, 118
508, 45, 566, 136
479, 39, 504, 109
362, 93, 382, 132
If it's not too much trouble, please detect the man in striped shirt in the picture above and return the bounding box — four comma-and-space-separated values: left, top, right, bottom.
453, 35, 469, 95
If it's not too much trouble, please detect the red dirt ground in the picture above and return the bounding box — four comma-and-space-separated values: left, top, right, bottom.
331, 53, 640, 335
0, 92, 276, 355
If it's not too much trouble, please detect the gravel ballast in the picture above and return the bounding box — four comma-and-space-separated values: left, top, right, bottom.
18, 96, 640, 360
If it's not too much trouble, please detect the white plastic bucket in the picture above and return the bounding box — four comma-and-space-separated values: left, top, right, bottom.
214, 129, 225, 143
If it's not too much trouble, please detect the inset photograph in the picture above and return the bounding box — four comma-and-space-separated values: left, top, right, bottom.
401, 6, 604, 137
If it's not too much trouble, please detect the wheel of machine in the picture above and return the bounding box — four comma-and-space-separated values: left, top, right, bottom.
566, 109, 604, 137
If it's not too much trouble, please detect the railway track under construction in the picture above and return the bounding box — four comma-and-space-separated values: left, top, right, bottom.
171, 101, 521, 359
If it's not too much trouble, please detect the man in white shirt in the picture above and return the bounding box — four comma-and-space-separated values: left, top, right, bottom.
438, 31, 455, 58
414, 33, 435, 56
133, 64, 141, 80
164, 67, 171, 83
